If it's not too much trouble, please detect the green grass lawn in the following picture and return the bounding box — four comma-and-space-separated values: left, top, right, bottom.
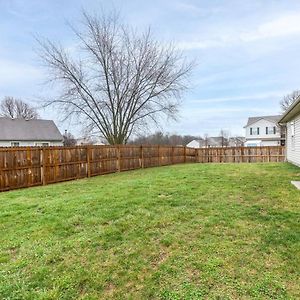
0, 163, 300, 299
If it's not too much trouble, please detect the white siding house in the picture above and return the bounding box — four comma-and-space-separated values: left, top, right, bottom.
187, 137, 231, 148
279, 98, 300, 167
0, 117, 63, 147
244, 115, 284, 146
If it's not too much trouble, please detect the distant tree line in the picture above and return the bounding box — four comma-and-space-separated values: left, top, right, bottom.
129, 130, 238, 146
129, 132, 201, 146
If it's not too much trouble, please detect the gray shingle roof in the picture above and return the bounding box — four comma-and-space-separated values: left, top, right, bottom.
245, 115, 282, 127
0, 117, 63, 141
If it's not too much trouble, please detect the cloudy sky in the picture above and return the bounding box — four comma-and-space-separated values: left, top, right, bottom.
1, 0, 300, 137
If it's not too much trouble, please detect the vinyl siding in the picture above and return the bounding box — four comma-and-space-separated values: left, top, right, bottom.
261, 140, 279, 146
0, 141, 63, 147
286, 114, 300, 167
245, 119, 281, 144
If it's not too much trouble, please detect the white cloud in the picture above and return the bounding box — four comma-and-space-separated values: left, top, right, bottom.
177, 12, 300, 50
181, 107, 273, 119
177, 40, 225, 50
0, 59, 42, 85
242, 13, 300, 42
173, 1, 223, 17
189, 90, 289, 104
3, 0, 50, 22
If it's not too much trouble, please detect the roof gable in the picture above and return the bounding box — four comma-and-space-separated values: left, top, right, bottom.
245, 115, 282, 128
0, 117, 63, 141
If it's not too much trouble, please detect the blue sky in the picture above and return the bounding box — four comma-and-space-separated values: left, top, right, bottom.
1, 0, 300, 137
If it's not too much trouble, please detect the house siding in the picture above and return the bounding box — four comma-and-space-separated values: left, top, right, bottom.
0, 141, 63, 147
260, 140, 279, 146
286, 114, 300, 167
245, 119, 281, 146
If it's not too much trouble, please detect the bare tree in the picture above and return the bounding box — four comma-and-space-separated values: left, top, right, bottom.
219, 129, 229, 147
280, 90, 300, 112
0, 97, 39, 119
203, 133, 209, 148
37, 11, 193, 144
63, 130, 76, 146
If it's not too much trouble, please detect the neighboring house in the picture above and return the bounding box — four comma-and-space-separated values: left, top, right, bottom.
244, 115, 285, 147
0, 117, 63, 147
205, 136, 228, 147
76, 136, 105, 145
279, 97, 300, 167
228, 137, 245, 147
187, 137, 229, 148
186, 139, 203, 148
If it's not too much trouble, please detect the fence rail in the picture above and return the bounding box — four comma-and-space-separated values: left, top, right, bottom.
0, 145, 285, 192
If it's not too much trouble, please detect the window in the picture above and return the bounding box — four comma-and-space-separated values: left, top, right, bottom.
291, 122, 295, 135
291, 122, 295, 150
35, 142, 49, 147
250, 127, 260, 135
266, 126, 276, 134
11, 142, 20, 147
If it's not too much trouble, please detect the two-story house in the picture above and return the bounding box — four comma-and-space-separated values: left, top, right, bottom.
244, 115, 285, 147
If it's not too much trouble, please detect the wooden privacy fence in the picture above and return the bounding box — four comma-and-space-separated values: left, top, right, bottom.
197, 146, 285, 163
0, 145, 285, 192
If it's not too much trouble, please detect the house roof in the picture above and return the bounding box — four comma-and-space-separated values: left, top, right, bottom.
229, 136, 245, 141
279, 96, 300, 123
199, 137, 227, 147
0, 117, 63, 141
244, 115, 282, 128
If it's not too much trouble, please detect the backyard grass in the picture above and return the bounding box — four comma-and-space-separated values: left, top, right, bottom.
0, 163, 300, 299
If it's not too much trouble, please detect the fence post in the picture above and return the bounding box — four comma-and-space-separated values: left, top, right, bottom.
158, 145, 161, 166
184, 146, 186, 163
86, 146, 91, 177
40, 148, 46, 185
248, 148, 251, 163
26, 147, 32, 186
171, 146, 174, 165
116, 145, 121, 172
139, 145, 144, 168
199, 149, 202, 163
241, 147, 244, 163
